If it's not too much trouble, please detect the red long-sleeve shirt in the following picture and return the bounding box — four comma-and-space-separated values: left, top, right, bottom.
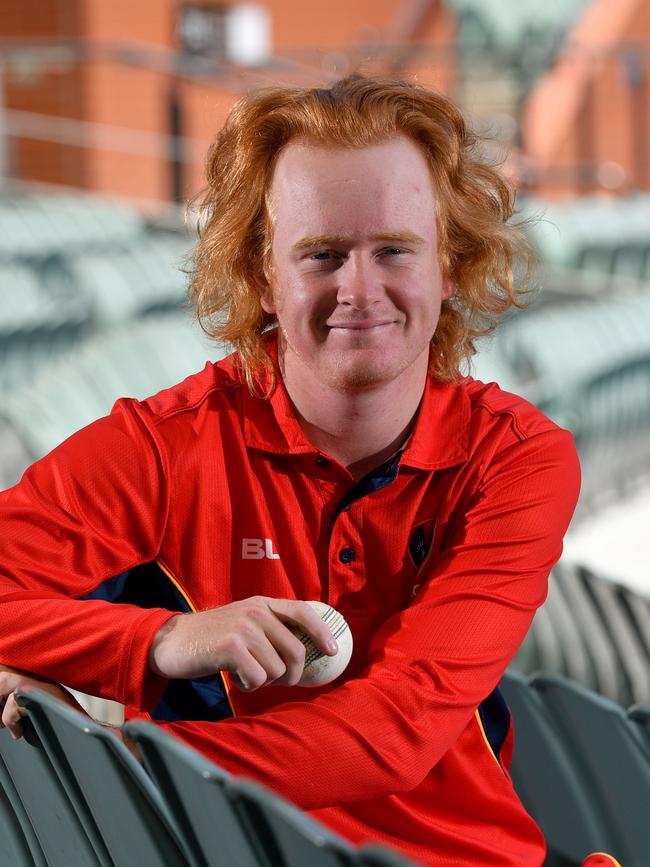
0, 340, 580, 866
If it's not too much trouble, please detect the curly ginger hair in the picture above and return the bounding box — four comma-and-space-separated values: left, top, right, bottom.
188, 74, 530, 395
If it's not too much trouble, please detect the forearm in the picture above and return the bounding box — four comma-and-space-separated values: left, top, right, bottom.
0, 594, 173, 708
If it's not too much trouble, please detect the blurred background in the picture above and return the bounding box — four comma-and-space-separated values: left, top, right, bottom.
1, 0, 650, 715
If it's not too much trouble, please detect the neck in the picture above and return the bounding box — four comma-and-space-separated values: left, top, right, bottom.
281, 358, 428, 480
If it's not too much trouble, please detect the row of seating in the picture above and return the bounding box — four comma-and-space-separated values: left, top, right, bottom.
471, 294, 650, 509
0, 188, 143, 260
0, 688, 416, 867
522, 194, 650, 279
512, 560, 650, 708
65, 232, 192, 323
503, 668, 650, 866
1, 312, 228, 477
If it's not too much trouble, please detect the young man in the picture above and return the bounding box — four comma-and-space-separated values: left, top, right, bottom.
0, 76, 580, 865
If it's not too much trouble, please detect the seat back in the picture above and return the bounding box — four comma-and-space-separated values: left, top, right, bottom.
501, 669, 614, 862
533, 674, 650, 865
0, 717, 105, 866
16, 688, 189, 867
124, 719, 265, 867
228, 776, 356, 867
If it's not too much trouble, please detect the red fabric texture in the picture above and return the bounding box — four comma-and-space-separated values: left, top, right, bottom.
0, 340, 580, 866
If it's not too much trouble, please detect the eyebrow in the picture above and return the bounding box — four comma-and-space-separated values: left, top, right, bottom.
291, 232, 427, 252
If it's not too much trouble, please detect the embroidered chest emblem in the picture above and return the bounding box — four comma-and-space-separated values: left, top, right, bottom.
408, 518, 437, 568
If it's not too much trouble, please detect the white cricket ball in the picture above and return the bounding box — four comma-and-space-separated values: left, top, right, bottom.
293, 601, 353, 687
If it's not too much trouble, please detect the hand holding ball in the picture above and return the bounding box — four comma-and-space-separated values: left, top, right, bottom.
292, 601, 353, 687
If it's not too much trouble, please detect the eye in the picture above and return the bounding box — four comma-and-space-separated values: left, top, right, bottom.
311, 251, 336, 260
383, 247, 406, 256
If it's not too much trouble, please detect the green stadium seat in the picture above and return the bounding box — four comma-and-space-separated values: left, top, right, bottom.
500, 670, 611, 864
611, 244, 647, 282
549, 564, 622, 702
2, 312, 229, 463
0, 779, 38, 867
512, 563, 650, 706
0, 263, 90, 393
0, 717, 106, 866
356, 845, 421, 866
532, 674, 650, 865
577, 566, 650, 706
15, 688, 189, 867
0, 189, 143, 259
65, 234, 192, 324
123, 720, 265, 867
228, 776, 356, 867
627, 705, 650, 756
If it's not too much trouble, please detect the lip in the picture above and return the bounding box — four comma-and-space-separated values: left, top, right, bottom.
326, 320, 395, 330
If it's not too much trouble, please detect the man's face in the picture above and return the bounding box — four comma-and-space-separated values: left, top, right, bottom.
262, 134, 454, 394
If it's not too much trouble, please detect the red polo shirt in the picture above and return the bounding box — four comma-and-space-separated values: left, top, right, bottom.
0, 338, 580, 866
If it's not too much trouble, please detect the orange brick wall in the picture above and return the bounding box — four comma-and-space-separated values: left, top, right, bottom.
1, 0, 456, 206
1, 0, 86, 187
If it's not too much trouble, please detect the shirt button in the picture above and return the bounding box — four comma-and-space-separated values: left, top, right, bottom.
339, 547, 356, 564
316, 455, 331, 467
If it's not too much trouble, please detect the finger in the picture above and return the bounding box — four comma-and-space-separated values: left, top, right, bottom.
256, 616, 307, 686
221, 635, 268, 692
2, 693, 26, 740
268, 599, 339, 656
225, 642, 271, 692
222, 604, 298, 686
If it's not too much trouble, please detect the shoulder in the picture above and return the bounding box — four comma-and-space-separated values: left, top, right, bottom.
135, 351, 243, 423
458, 377, 580, 498
462, 377, 562, 443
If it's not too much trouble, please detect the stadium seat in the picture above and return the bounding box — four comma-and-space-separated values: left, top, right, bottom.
627, 704, 650, 755
228, 776, 356, 867
15, 688, 189, 867
549, 563, 622, 701
0, 189, 143, 259
0, 715, 106, 866
0, 779, 36, 867
356, 845, 421, 865
532, 674, 650, 865
2, 312, 229, 465
123, 719, 265, 866
578, 566, 650, 705
65, 234, 191, 324
500, 669, 611, 863
513, 563, 650, 706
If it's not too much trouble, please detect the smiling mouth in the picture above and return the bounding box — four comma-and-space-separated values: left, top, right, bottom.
326, 321, 395, 330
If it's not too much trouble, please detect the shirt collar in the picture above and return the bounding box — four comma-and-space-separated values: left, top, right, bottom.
241, 333, 470, 470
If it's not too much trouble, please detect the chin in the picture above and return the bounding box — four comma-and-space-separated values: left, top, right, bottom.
327, 356, 403, 392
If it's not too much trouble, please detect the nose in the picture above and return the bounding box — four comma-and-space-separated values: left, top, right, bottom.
336, 257, 384, 309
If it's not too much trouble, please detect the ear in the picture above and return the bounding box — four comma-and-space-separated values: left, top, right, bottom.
260, 284, 277, 315
441, 276, 455, 301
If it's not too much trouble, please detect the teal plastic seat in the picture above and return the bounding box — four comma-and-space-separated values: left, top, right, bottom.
3, 312, 229, 462
0, 779, 37, 867
356, 844, 421, 865
15, 688, 189, 867
124, 719, 265, 867
0, 717, 106, 866
577, 566, 650, 706
500, 669, 611, 864
532, 674, 650, 865
627, 705, 650, 755
228, 776, 356, 867
66, 234, 191, 324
